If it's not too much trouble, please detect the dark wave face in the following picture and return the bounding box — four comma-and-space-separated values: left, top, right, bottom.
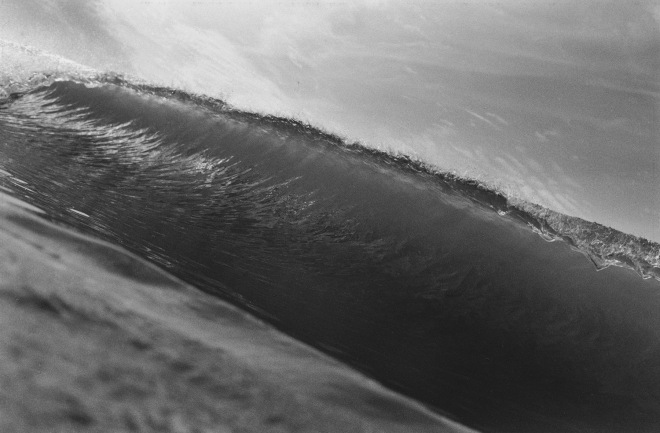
1, 79, 660, 432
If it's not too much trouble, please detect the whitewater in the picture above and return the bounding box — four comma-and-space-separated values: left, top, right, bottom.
1, 2, 660, 433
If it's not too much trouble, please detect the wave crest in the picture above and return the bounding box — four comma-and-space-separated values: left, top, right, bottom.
2, 74, 659, 282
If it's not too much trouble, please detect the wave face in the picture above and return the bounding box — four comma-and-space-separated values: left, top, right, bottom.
0, 197, 469, 433
1, 79, 660, 432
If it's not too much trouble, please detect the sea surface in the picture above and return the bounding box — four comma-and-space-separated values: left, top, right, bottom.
1, 2, 660, 433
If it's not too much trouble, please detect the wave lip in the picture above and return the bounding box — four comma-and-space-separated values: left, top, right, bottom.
512, 200, 660, 280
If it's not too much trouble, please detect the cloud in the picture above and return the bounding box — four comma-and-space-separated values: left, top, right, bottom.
534, 129, 559, 142
464, 108, 500, 130
486, 112, 509, 126
535, 132, 549, 143
0, 0, 130, 71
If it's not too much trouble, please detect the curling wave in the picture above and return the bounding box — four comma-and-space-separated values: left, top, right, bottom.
1, 76, 660, 432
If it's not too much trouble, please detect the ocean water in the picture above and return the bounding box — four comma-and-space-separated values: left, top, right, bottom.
1, 2, 660, 433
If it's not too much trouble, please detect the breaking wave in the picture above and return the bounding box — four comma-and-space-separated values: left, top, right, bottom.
1, 74, 660, 432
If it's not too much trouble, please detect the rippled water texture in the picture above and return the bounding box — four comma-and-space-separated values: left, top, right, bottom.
1, 80, 660, 432
0, 198, 468, 433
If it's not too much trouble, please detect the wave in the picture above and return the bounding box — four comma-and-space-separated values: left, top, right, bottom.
6, 72, 657, 281
2, 76, 660, 432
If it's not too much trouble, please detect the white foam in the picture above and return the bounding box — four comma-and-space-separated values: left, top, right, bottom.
0, 39, 96, 93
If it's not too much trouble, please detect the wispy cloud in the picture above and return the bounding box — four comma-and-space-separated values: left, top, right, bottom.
464, 108, 500, 130
486, 112, 509, 126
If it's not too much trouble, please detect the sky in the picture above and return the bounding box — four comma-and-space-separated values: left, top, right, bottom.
0, 0, 659, 241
